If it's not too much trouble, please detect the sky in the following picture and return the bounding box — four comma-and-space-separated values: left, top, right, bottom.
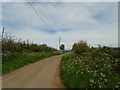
1, 1, 118, 50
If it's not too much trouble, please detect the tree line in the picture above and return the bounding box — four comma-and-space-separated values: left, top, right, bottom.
1, 35, 57, 53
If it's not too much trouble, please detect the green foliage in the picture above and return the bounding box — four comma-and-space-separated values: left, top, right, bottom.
72, 41, 90, 54
60, 44, 65, 50
1, 35, 65, 75
60, 46, 120, 88
1, 35, 57, 53
2, 51, 63, 75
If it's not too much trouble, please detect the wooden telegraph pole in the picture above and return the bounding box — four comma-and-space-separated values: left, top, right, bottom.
59, 37, 60, 50
2, 27, 5, 39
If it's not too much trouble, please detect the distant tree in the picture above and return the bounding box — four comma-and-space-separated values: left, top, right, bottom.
72, 41, 89, 54
42, 44, 47, 47
60, 44, 65, 50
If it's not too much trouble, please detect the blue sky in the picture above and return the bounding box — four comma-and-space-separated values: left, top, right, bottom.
1, 2, 118, 50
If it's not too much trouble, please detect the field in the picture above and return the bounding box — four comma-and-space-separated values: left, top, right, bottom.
60, 42, 120, 88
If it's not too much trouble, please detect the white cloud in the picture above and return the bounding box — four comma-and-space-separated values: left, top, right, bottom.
12, 26, 118, 50
2, 2, 118, 50
2, 0, 119, 2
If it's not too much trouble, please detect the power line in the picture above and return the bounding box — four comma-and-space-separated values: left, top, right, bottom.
26, 0, 51, 30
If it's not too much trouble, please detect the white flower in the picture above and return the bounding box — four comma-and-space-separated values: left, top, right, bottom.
116, 85, 118, 88
100, 73, 105, 77
90, 79, 94, 83
104, 79, 107, 82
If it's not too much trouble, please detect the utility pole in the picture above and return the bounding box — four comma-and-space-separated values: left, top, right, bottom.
2, 27, 5, 39
59, 37, 61, 50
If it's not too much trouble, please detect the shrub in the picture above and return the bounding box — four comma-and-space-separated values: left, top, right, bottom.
60, 51, 120, 88
1, 35, 57, 53
72, 41, 90, 54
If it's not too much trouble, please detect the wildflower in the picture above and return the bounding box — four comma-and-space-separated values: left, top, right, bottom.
115, 59, 118, 62
76, 71, 78, 74
116, 85, 118, 88
104, 79, 107, 82
81, 72, 83, 74
90, 83, 92, 86
87, 70, 90, 73
100, 73, 105, 77
90, 79, 94, 83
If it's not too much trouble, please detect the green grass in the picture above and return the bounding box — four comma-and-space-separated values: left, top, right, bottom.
2, 51, 64, 75
60, 52, 120, 88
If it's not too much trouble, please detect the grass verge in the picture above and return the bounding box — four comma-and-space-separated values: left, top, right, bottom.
2, 51, 63, 75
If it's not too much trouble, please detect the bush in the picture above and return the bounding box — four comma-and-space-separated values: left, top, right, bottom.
60, 51, 120, 88
1, 35, 57, 53
61, 44, 120, 88
72, 41, 90, 54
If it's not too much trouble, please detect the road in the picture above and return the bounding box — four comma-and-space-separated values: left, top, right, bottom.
2, 55, 64, 88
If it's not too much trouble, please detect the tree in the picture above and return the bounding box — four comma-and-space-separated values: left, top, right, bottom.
60, 44, 65, 50
72, 41, 89, 54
